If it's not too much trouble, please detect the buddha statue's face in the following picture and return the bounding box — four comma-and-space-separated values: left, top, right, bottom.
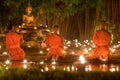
26, 6, 32, 15
39, 9, 44, 15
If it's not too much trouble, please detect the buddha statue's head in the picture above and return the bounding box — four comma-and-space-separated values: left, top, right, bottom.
26, 2, 32, 15
39, 9, 44, 15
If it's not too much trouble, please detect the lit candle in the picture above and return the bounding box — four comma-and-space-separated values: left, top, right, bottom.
34, 27, 37, 30
71, 66, 75, 71
39, 51, 43, 54
23, 59, 27, 64
0, 45, 1, 49
46, 48, 50, 51
3, 52, 8, 55
45, 66, 49, 71
23, 64, 27, 69
51, 60, 56, 65
85, 65, 92, 71
52, 65, 56, 70
71, 51, 75, 55
67, 66, 70, 71
27, 45, 31, 48
41, 69, 44, 72
5, 60, 10, 65
40, 61, 44, 65
79, 55, 85, 64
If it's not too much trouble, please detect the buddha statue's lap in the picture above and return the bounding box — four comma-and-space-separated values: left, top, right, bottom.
23, 14, 35, 28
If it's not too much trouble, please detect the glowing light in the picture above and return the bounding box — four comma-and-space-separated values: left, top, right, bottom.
71, 51, 75, 54
46, 48, 50, 51
75, 67, 78, 71
100, 56, 108, 62
62, 50, 66, 54
111, 41, 113, 43
66, 41, 71, 44
100, 64, 108, 72
71, 66, 75, 71
63, 67, 66, 71
40, 24, 42, 26
41, 69, 44, 72
34, 27, 37, 30
116, 67, 119, 71
52, 65, 56, 70
88, 48, 92, 51
0, 45, 1, 49
75, 44, 78, 47
74, 39, 78, 43
110, 67, 116, 72
86, 40, 88, 42
45, 66, 49, 71
110, 48, 115, 53
40, 61, 44, 65
109, 65, 119, 72
79, 55, 85, 64
83, 45, 86, 47
78, 42, 82, 46
45, 25, 47, 28
85, 65, 92, 71
92, 44, 96, 48
23, 59, 27, 64
19, 25, 22, 28
84, 48, 88, 54
22, 23, 25, 26
67, 66, 70, 71
87, 43, 90, 45
63, 46, 68, 49
5, 66, 9, 70
51, 60, 56, 65
3, 52, 8, 55
64, 39, 67, 42
27, 45, 31, 48
68, 44, 71, 47
118, 41, 120, 43
23, 64, 27, 69
39, 51, 43, 54
91, 40, 93, 43
113, 45, 117, 48
46, 29, 50, 32
5, 60, 10, 65
116, 45, 119, 48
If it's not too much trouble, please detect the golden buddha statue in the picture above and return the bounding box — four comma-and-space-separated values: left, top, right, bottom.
22, 3, 35, 27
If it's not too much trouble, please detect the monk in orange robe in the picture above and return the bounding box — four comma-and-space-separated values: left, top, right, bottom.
6, 25, 26, 61
45, 25, 66, 60
90, 21, 111, 61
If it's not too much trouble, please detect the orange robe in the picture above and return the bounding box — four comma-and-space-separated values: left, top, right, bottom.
90, 29, 111, 60
45, 33, 66, 57
11, 61, 23, 68
6, 32, 25, 60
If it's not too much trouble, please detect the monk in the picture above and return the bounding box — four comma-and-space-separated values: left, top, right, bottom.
45, 25, 66, 61
6, 24, 26, 61
90, 20, 111, 61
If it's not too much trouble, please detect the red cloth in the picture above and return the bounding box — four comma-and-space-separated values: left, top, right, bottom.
93, 29, 111, 46
90, 29, 111, 60
90, 46, 110, 59
45, 33, 65, 57
11, 61, 23, 68
6, 32, 25, 60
